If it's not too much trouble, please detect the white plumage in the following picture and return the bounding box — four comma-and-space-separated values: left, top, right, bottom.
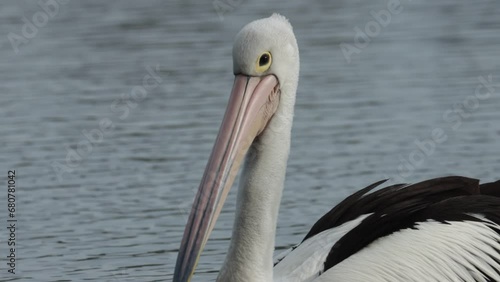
311, 218, 500, 282
274, 215, 370, 282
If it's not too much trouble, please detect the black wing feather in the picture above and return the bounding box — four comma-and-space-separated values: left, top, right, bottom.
318, 176, 500, 271
281, 176, 500, 273
303, 176, 481, 242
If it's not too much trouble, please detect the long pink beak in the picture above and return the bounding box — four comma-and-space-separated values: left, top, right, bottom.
173, 74, 280, 282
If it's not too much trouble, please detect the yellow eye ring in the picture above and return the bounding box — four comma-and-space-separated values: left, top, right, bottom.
255, 52, 272, 73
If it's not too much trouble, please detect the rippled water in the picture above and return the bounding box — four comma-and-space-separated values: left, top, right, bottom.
0, 0, 499, 281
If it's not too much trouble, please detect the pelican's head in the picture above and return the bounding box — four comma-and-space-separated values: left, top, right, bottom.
232, 13, 299, 101
174, 14, 299, 282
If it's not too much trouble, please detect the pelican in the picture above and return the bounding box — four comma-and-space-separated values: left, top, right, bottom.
174, 14, 500, 282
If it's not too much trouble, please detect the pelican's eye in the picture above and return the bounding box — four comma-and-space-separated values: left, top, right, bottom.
256, 52, 272, 72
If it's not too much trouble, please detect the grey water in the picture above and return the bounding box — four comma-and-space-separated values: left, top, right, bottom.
0, 0, 499, 281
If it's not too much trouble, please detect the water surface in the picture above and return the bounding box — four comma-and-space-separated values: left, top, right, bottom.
0, 0, 499, 281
